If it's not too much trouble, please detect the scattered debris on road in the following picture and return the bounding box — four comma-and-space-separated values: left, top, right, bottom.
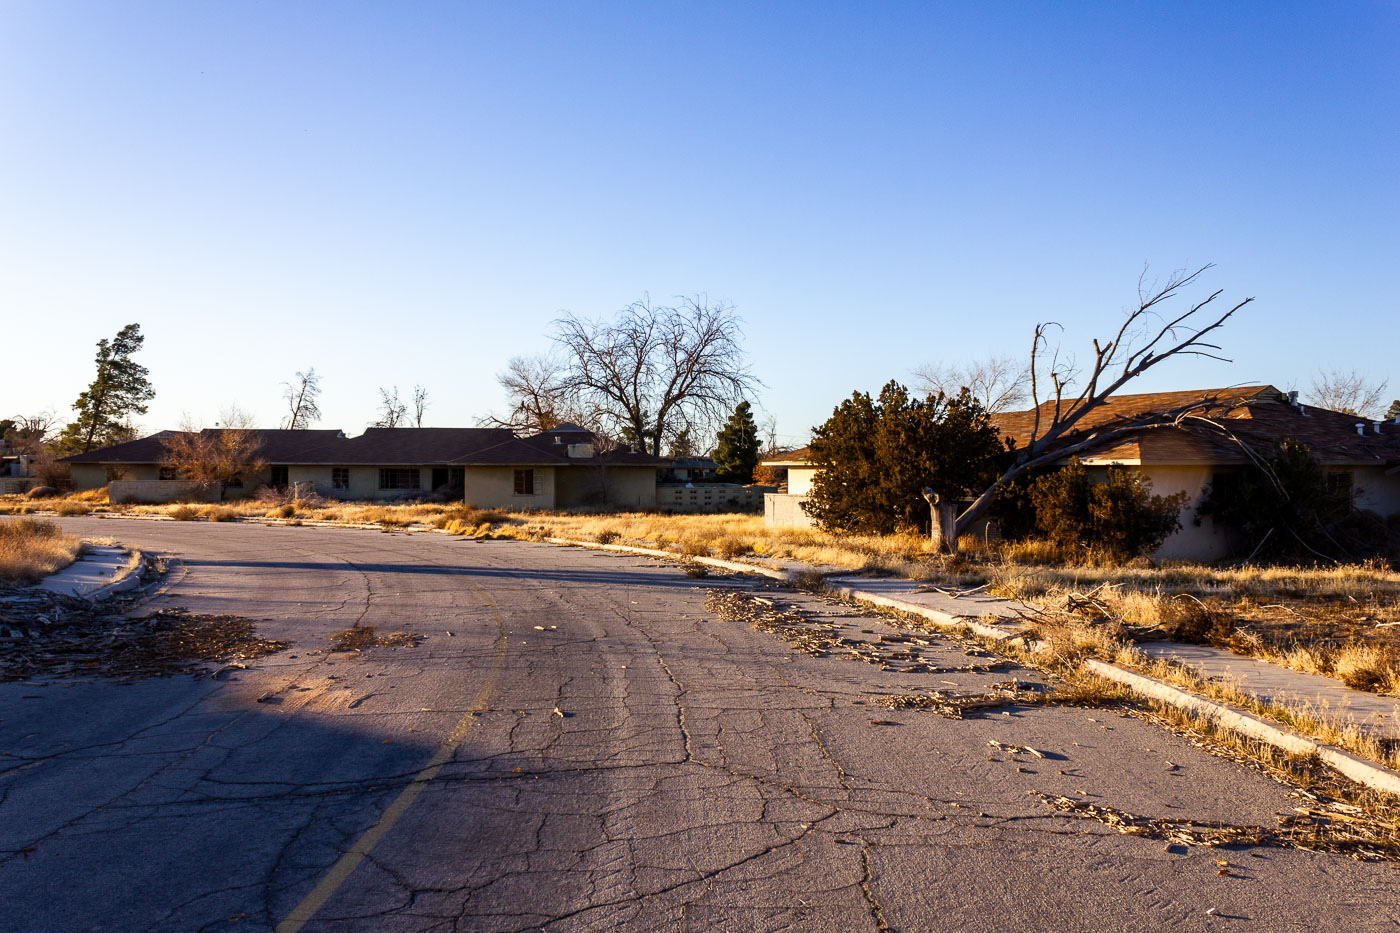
0, 583, 288, 680
1036, 791, 1400, 861
328, 625, 422, 652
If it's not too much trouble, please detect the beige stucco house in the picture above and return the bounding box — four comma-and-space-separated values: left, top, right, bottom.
764, 385, 1400, 561
61, 424, 662, 509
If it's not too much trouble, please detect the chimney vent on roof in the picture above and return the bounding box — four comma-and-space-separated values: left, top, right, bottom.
1356, 423, 1366, 436
1287, 390, 1298, 404
1375, 422, 1384, 435
336, 430, 346, 439
553, 435, 561, 444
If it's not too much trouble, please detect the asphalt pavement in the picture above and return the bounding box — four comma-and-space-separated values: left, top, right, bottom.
1, 518, 1397, 931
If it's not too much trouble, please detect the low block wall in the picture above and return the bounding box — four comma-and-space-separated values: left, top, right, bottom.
0, 477, 39, 495
657, 483, 767, 513
764, 492, 814, 529
109, 480, 218, 504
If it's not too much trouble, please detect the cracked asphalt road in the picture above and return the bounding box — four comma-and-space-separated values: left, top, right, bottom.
2, 519, 1398, 932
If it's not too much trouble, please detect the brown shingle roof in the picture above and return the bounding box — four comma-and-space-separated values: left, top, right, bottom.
760, 446, 811, 465
990, 385, 1400, 465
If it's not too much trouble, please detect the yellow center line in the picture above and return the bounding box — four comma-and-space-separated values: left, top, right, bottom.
275, 585, 510, 932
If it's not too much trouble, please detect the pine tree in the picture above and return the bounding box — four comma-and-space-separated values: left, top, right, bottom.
713, 401, 760, 483
59, 324, 156, 453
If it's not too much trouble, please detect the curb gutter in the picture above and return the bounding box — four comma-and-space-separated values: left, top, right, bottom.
85, 550, 146, 601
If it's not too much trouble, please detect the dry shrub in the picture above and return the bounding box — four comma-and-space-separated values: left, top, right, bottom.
0, 518, 82, 583
715, 536, 750, 559
168, 505, 201, 521
203, 506, 238, 522
54, 501, 91, 516
1155, 596, 1235, 645
1330, 645, 1400, 694
596, 529, 621, 545
266, 504, 296, 519
679, 540, 710, 558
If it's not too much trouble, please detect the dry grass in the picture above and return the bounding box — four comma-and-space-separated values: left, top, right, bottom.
993, 559, 1400, 697
7, 490, 1398, 694
0, 518, 83, 584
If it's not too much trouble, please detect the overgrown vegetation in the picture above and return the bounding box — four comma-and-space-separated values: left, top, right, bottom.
1028, 458, 1187, 562
1197, 438, 1376, 562
804, 382, 1006, 535
0, 518, 82, 584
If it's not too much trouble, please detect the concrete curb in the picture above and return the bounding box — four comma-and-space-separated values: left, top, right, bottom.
1084, 659, 1400, 797
542, 537, 1018, 639
84, 549, 146, 601
540, 535, 1400, 797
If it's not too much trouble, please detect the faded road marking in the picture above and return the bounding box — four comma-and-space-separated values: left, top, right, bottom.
275, 586, 510, 932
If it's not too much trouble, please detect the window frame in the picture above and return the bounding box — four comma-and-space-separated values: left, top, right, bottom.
332, 467, 350, 490
378, 467, 421, 490
513, 468, 535, 496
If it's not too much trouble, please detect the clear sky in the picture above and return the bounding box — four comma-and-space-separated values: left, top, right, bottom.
3, 1, 1396, 445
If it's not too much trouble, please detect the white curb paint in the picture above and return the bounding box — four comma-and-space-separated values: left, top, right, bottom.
1085, 659, 1400, 797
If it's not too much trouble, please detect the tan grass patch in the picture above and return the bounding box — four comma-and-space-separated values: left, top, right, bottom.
0, 518, 83, 584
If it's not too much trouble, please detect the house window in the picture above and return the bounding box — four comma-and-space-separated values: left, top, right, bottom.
514, 469, 534, 495
378, 468, 421, 490
270, 466, 289, 489
332, 468, 350, 490
159, 467, 178, 481
1327, 471, 1354, 502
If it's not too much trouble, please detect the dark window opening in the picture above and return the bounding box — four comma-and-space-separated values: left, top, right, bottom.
1328, 471, 1354, 501
514, 469, 534, 495
332, 467, 350, 490
270, 466, 289, 490
379, 468, 421, 490
159, 466, 178, 481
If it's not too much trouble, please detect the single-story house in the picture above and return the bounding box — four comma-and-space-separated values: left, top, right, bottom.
60, 423, 663, 509
763, 385, 1400, 561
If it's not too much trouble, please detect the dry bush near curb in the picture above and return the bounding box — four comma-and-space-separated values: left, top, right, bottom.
203, 506, 238, 522
0, 519, 82, 584
168, 504, 201, 521
54, 500, 91, 516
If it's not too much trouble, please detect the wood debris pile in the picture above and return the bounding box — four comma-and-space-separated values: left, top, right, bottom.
328, 625, 422, 652
1037, 792, 1400, 861
704, 589, 1011, 675
0, 585, 288, 681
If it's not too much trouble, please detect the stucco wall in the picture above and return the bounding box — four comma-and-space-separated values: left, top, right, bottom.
787, 467, 819, 497
1354, 466, 1400, 516
463, 466, 556, 509
1083, 463, 1230, 562
70, 463, 110, 491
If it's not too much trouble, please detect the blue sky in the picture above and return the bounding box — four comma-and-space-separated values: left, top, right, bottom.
3, 2, 1396, 445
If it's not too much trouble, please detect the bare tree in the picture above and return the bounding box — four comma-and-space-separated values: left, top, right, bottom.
955, 265, 1253, 540
1306, 370, 1389, 419
411, 385, 429, 428
3, 412, 59, 457
911, 357, 1031, 413
281, 368, 322, 429
372, 387, 408, 428
550, 296, 758, 456
481, 355, 576, 433
162, 410, 267, 501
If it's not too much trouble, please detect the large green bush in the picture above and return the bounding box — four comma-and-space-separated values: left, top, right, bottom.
1029, 458, 1187, 561
803, 382, 1007, 535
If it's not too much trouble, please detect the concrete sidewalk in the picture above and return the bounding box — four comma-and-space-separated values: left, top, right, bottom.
1139, 641, 1400, 739
34, 545, 141, 598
